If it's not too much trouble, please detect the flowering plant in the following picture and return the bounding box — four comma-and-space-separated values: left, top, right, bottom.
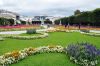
0, 45, 64, 66
0, 33, 48, 40
0, 37, 4, 41
81, 32, 100, 37
65, 43, 100, 66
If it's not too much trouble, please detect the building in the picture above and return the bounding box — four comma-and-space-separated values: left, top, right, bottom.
0, 9, 20, 19
0, 9, 20, 25
33, 16, 47, 21
32, 16, 62, 25
0, 9, 62, 25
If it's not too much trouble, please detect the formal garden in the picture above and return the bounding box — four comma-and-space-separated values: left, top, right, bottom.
0, 8, 100, 66
0, 26, 100, 66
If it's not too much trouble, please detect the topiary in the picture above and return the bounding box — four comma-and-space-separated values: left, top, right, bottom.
80, 29, 90, 33
27, 29, 36, 34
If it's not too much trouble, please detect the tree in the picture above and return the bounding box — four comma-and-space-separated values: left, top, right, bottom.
68, 15, 75, 25
74, 10, 81, 15
54, 8, 100, 27
92, 8, 100, 26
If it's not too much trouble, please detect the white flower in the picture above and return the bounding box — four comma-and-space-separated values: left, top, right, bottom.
0, 45, 64, 66
91, 61, 96, 66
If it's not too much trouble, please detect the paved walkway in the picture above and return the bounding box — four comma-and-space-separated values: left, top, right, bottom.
0, 29, 48, 34
0, 28, 99, 35
0, 27, 56, 35
90, 30, 100, 33
0, 31, 26, 34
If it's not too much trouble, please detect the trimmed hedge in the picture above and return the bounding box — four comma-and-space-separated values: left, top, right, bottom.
27, 29, 36, 34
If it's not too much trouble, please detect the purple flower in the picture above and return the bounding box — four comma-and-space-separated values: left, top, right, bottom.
97, 49, 100, 56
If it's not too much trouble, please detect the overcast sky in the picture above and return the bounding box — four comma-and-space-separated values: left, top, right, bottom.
0, 0, 100, 17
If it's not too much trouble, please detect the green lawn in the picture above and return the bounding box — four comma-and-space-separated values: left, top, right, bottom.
0, 32, 100, 66
19, 33, 40, 36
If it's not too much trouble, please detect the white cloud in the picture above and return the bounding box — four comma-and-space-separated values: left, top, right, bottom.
0, 0, 3, 5
0, 0, 100, 16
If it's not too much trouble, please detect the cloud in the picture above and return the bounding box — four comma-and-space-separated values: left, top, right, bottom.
0, 0, 100, 16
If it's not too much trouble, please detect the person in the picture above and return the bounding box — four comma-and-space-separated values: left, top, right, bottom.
65, 23, 67, 28
79, 23, 81, 29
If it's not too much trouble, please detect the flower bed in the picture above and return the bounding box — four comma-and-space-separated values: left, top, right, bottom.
0, 25, 40, 32
65, 43, 100, 66
46, 28, 79, 33
0, 37, 4, 41
0, 33, 48, 40
0, 43, 100, 66
0, 45, 64, 66
81, 32, 100, 37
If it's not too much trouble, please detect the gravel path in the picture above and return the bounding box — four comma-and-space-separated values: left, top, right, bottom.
0, 31, 26, 34
0, 29, 99, 35
0, 29, 48, 34
90, 30, 100, 33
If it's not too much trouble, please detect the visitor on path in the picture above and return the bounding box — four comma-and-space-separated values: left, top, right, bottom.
79, 23, 81, 29
65, 24, 67, 28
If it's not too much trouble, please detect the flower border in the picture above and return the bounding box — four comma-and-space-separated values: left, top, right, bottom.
0, 33, 48, 40
0, 45, 64, 66
0, 37, 4, 41
80, 32, 100, 37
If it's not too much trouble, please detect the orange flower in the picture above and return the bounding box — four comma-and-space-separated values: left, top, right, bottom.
11, 51, 20, 59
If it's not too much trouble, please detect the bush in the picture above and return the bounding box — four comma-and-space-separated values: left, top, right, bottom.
65, 43, 100, 66
80, 29, 90, 33
0, 37, 4, 41
27, 29, 36, 34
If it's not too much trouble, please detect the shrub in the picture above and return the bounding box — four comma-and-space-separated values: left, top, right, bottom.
27, 29, 36, 34
80, 29, 90, 33
0, 37, 4, 41
65, 43, 100, 66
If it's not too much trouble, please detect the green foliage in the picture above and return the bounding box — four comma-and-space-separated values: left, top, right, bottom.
55, 8, 100, 26
20, 33, 40, 36
68, 16, 75, 24
54, 19, 60, 25
0, 32, 100, 66
0, 37, 4, 41
27, 29, 36, 34
80, 29, 90, 33
66, 43, 100, 66
92, 8, 100, 26
20, 20, 26, 25
74, 10, 81, 15
0, 18, 14, 26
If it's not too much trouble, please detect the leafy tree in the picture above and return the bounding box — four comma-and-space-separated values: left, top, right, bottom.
92, 8, 100, 26
74, 10, 81, 15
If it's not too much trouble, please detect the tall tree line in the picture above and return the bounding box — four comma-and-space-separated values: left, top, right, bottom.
55, 8, 100, 26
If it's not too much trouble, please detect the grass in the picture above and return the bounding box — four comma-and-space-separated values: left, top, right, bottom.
19, 33, 40, 36
10, 53, 77, 66
0, 32, 100, 66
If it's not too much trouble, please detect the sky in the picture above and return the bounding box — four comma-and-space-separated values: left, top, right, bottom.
0, 0, 100, 17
